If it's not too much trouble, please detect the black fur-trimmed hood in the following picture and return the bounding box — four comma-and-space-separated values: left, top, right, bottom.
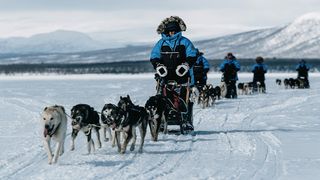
157, 16, 187, 34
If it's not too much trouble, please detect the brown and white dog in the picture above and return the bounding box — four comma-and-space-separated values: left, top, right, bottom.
41, 105, 67, 164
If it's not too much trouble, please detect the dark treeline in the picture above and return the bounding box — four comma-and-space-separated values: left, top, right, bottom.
0, 58, 319, 74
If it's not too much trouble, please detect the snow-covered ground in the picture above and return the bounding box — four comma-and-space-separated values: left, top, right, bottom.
0, 73, 320, 180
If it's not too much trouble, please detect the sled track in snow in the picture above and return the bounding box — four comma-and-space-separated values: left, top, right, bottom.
1, 150, 47, 179
123, 109, 202, 179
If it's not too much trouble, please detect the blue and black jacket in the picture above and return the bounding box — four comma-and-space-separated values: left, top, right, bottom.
190, 55, 210, 86
296, 62, 311, 78
219, 59, 240, 81
150, 32, 197, 84
252, 63, 268, 81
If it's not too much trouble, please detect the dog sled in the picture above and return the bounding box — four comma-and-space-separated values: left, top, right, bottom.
155, 65, 194, 135
297, 77, 310, 89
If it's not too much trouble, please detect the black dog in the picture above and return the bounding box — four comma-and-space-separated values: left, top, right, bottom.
284, 78, 290, 89
199, 84, 216, 108
145, 95, 166, 141
214, 86, 221, 99
70, 104, 101, 154
276, 79, 282, 86
117, 95, 148, 154
101, 103, 126, 149
237, 83, 244, 91
289, 78, 296, 89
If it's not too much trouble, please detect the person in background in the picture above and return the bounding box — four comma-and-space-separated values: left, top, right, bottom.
150, 16, 197, 131
190, 49, 210, 90
251, 56, 268, 93
219, 52, 240, 98
296, 59, 311, 88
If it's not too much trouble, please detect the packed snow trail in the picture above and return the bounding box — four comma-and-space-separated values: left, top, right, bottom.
0, 73, 319, 180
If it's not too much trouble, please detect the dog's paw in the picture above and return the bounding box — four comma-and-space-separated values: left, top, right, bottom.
52, 158, 58, 164
130, 145, 135, 151
104, 138, 109, 142
138, 148, 143, 153
120, 146, 127, 154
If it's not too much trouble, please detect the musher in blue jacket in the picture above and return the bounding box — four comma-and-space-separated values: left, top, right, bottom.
150, 16, 197, 131
190, 49, 210, 89
296, 59, 311, 88
219, 52, 240, 98
251, 56, 268, 93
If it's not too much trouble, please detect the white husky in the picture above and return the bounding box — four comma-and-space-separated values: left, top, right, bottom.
190, 86, 200, 104
41, 105, 67, 164
220, 82, 227, 98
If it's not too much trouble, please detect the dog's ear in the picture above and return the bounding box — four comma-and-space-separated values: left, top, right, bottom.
61, 106, 66, 113
127, 95, 131, 100
57, 105, 66, 113
70, 106, 75, 114
44, 107, 48, 111
85, 109, 89, 120
120, 96, 123, 99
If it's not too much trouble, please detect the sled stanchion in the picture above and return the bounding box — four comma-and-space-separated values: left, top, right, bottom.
186, 78, 190, 104
156, 79, 160, 94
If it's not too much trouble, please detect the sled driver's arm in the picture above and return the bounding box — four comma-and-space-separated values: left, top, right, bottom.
182, 37, 197, 67
234, 60, 241, 71
150, 40, 163, 69
219, 60, 227, 72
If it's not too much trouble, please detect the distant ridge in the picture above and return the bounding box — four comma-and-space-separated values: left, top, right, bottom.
1, 13, 320, 64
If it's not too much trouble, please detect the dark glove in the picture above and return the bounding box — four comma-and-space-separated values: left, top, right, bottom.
150, 58, 160, 69
186, 56, 197, 67
204, 68, 209, 74
154, 73, 160, 81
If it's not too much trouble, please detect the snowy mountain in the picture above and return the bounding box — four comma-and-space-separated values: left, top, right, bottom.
0, 30, 106, 53
193, 12, 320, 59
0, 13, 320, 64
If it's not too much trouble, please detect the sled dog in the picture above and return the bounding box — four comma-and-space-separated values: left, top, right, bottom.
220, 81, 227, 98
145, 95, 166, 141
276, 79, 282, 86
117, 95, 148, 154
70, 104, 101, 154
41, 105, 67, 164
101, 103, 123, 147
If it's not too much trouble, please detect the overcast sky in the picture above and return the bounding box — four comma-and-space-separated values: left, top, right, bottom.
0, 0, 319, 46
